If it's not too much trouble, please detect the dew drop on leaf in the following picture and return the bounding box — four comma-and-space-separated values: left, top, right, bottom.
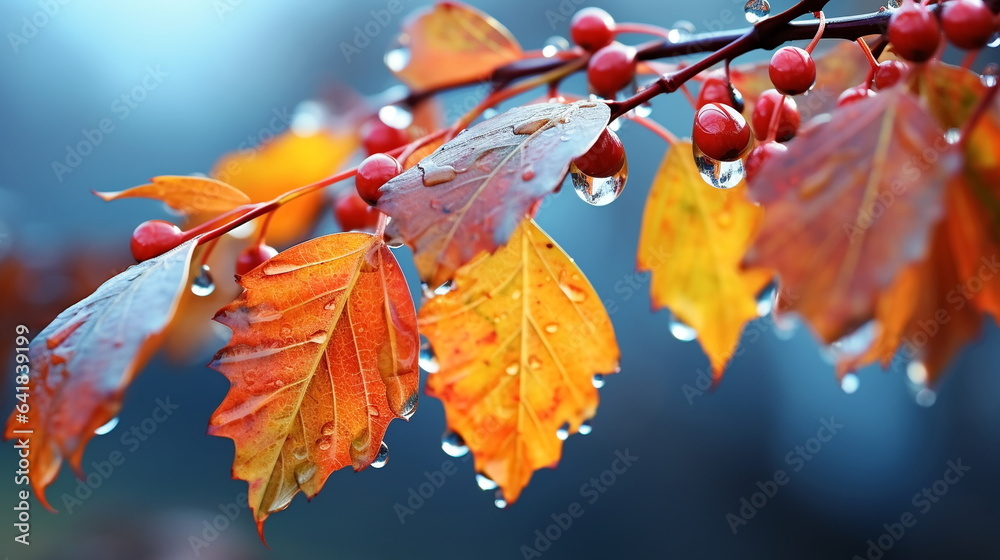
886, 0, 900, 9
420, 162, 459, 186
544, 322, 559, 334
906, 360, 928, 386
94, 416, 119, 436
668, 312, 698, 342
559, 282, 587, 303
570, 158, 628, 206
494, 491, 508, 509
294, 461, 317, 485
693, 146, 744, 190
578, 420, 593, 435
191, 265, 215, 296
367, 404, 380, 417
556, 422, 570, 441
433, 280, 455, 296
756, 282, 777, 317
744, 0, 771, 23
399, 392, 418, 420
321, 422, 336, 436
476, 473, 498, 491
505, 363, 520, 376
840, 373, 860, 394
371, 441, 389, 468
592, 374, 605, 389
441, 431, 469, 457
293, 446, 308, 460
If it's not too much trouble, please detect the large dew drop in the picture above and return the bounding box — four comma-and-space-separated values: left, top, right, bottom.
668, 312, 698, 342
371, 441, 389, 468
744, 0, 771, 23
556, 422, 570, 441
191, 265, 215, 297
570, 159, 628, 206
693, 145, 745, 190
441, 431, 469, 457
578, 420, 593, 436
494, 490, 508, 509
840, 373, 860, 394
94, 416, 119, 436
592, 374, 605, 389
476, 473, 498, 491
419, 341, 439, 374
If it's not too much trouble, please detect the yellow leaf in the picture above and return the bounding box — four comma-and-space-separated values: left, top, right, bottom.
420, 219, 618, 504
95, 176, 250, 221
637, 142, 770, 378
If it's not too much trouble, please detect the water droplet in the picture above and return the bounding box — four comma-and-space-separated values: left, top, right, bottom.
317, 437, 332, 451
385, 235, 405, 249
668, 20, 695, 42
514, 118, 549, 135
570, 158, 628, 206
384, 46, 411, 72
668, 313, 698, 342
420, 162, 458, 186
367, 404, 380, 417
556, 422, 570, 441
399, 392, 418, 420
494, 491, 508, 509
433, 280, 455, 296
840, 373, 860, 394
371, 441, 389, 468
294, 461, 317, 485
191, 265, 215, 296
744, 0, 771, 23
988, 32, 1000, 48
945, 128, 961, 144
476, 473, 498, 491
293, 446, 308, 460
528, 356, 543, 370
578, 420, 593, 435
505, 363, 520, 376
693, 145, 745, 189
633, 103, 653, 118
94, 416, 119, 435
915, 388, 937, 407
887, 0, 900, 9
441, 431, 469, 457
559, 282, 587, 303
592, 374, 605, 389
544, 323, 559, 334
379, 105, 413, 129
907, 360, 928, 386
542, 35, 570, 57
419, 342, 439, 374
321, 422, 336, 436
981, 67, 999, 87
756, 283, 777, 317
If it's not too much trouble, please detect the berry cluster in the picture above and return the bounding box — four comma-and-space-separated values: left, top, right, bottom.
889, 0, 997, 61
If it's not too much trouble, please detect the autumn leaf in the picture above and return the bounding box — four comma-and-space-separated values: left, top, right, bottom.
637, 142, 771, 378
388, 1, 522, 91
377, 100, 610, 287
420, 219, 619, 504
3, 240, 197, 509
94, 176, 250, 221
745, 88, 961, 343
209, 233, 419, 537
212, 130, 356, 246
732, 40, 874, 121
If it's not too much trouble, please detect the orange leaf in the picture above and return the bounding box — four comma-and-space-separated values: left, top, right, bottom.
94, 176, 250, 220
377, 100, 610, 287
745, 88, 960, 343
3, 240, 197, 508
637, 142, 771, 378
388, 1, 522, 91
209, 233, 419, 537
212, 130, 356, 246
420, 219, 619, 504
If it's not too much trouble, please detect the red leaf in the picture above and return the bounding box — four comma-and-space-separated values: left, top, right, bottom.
3, 240, 198, 508
376, 100, 610, 286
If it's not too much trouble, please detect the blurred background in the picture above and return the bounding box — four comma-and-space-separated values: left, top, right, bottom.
2, 0, 1000, 558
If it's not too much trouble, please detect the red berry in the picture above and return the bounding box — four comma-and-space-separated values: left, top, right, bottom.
571, 7, 616, 51
874, 60, 909, 90
745, 141, 789, 182
236, 244, 278, 276
888, 1, 942, 62
356, 153, 402, 205
573, 128, 626, 178
692, 102, 752, 162
334, 192, 380, 232
696, 71, 745, 112
751, 89, 801, 142
768, 46, 816, 95
587, 42, 636, 98
361, 117, 409, 156
130, 220, 183, 262
837, 86, 876, 106
941, 0, 996, 50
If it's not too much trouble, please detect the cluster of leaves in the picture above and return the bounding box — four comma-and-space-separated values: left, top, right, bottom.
6, 0, 1000, 541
